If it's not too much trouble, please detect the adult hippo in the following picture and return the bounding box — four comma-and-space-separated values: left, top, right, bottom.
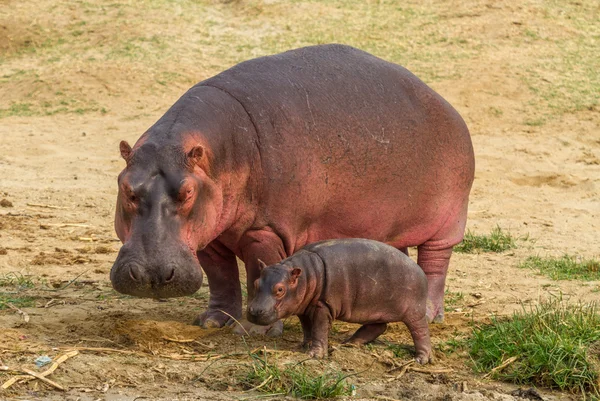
110, 44, 475, 333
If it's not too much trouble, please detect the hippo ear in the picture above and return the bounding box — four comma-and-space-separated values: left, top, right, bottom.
186, 145, 205, 169
257, 259, 268, 272
120, 141, 133, 162
290, 267, 302, 284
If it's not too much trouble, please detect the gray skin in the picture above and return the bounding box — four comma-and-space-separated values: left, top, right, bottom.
247, 239, 432, 364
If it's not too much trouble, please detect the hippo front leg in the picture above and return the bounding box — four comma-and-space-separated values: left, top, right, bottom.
237, 229, 287, 336
193, 243, 242, 328
307, 302, 332, 358
298, 314, 313, 349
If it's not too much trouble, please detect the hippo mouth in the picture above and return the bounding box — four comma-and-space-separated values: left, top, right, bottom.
247, 309, 279, 326
110, 244, 203, 299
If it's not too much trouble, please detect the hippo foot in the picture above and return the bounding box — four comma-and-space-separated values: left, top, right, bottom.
415, 350, 432, 365
193, 309, 237, 328
232, 319, 284, 337
297, 341, 312, 351
426, 299, 445, 324
307, 346, 327, 359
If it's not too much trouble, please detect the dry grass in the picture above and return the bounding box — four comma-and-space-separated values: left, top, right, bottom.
1, 0, 597, 121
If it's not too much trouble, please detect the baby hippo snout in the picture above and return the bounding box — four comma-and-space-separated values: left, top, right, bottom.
247, 301, 278, 326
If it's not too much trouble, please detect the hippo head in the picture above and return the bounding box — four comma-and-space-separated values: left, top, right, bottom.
247, 260, 302, 326
111, 138, 221, 298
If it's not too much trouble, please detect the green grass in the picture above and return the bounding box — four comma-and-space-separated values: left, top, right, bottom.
467, 299, 600, 395
386, 343, 413, 359
0, 272, 36, 289
444, 289, 465, 312
241, 350, 354, 399
454, 226, 518, 253
519, 255, 600, 281
0, 294, 37, 310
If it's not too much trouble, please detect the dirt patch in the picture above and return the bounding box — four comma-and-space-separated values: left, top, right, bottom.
1, 0, 598, 400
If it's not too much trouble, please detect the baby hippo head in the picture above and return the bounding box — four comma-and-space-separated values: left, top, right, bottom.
247, 260, 302, 326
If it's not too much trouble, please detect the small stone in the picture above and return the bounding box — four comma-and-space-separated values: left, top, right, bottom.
0, 199, 13, 207
34, 355, 52, 367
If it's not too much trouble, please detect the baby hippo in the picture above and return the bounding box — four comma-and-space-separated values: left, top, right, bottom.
247, 239, 432, 364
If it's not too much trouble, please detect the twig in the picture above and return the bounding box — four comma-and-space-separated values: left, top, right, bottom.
467, 300, 485, 308
386, 360, 414, 382
1, 350, 78, 390
162, 336, 196, 343
237, 393, 287, 400
41, 270, 89, 292
58, 347, 141, 356
242, 374, 273, 393
26, 203, 68, 210
219, 309, 250, 336
4, 302, 30, 323
483, 356, 518, 379
375, 396, 402, 401
40, 223, 91, 228
409, 366, 454, 374
20, 368, 65, 391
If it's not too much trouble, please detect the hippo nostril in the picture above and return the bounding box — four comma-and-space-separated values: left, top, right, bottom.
129, 265, 141, 281
165, 267, 175, 283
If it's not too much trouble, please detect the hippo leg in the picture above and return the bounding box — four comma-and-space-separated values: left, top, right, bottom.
417, 202, 468, 323
404, 316, 432, 364
236, 229, 287, 336
307, 302, 332, 358
193, 243, 242, 328
417, 245, 453, 324
343, 323, 388, 345
298, 314, 313, 349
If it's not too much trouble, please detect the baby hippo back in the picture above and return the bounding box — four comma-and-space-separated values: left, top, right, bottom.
304, 239, 428, 324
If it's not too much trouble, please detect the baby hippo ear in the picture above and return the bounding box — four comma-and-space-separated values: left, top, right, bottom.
186, 145, 204, 169
290, 267, 302, 284
257, 259, 268, 272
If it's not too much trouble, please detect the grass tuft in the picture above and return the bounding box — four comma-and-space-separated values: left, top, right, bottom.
454, 226, 517, 253
241, 350, 354, 399
0, 272, 36, 289
467, 299, 600, 395
519, 255, 600, 281
0, 295, 36, 310
444, 289, 465, 312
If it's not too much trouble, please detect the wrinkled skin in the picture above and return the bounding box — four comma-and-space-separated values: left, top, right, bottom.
248, 239, 432, 363
110, 44, 475, 332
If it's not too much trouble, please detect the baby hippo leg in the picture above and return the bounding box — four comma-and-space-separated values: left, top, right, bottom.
298, 315, 312, 350
404, 316, 432, 364
344, 323, 388, 345
307, 303, 332, 358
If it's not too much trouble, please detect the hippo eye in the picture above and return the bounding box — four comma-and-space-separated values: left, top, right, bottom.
275, 286, 285, 296
178, 181, 195, 203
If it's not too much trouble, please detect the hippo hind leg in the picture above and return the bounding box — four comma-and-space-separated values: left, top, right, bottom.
418, 201, 469, 323
344, 323, 388, 345
404, 316, 432, 364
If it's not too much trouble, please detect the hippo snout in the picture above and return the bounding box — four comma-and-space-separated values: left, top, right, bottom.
247, 303, 278, 326
110, 244, 202, 299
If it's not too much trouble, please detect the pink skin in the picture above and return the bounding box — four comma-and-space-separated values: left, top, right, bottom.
111, 44, 474, 332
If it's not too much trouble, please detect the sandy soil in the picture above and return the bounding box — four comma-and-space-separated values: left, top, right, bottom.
1, 0, 599, 400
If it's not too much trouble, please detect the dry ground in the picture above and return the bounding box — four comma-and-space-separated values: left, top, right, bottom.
1, 0, 599, 400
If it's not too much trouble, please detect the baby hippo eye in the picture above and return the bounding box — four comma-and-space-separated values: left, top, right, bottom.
274, 285, 285, 296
